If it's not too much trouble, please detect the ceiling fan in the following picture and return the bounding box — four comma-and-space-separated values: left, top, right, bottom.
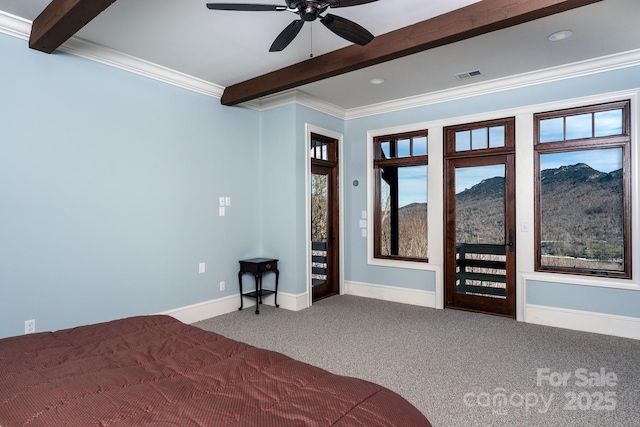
206, 0, 377, 52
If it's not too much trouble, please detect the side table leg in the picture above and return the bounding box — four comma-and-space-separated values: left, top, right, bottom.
238, 271, 244, 311
274, 269, 280, 308
254, 273, 261, 315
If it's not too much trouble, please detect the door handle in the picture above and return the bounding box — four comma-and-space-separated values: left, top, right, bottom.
508, 228, 514, 252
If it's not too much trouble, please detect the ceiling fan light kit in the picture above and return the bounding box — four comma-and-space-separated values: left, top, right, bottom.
206, 0, 377, 51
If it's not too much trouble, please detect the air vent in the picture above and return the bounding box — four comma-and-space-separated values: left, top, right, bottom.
454, 70, 482, 80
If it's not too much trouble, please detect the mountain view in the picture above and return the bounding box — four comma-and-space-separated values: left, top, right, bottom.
391, 163, 624, 269
538, 163, 623, 270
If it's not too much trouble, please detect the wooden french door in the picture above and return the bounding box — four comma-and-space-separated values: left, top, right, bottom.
310, 134, 339, 302
444, 118, 516, 317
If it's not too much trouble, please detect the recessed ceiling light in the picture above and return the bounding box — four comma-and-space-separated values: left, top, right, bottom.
370, 78, 385, 85
548, 30, 573, 42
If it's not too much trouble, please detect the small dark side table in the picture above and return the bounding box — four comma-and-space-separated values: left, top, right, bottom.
238, 258, 279, 314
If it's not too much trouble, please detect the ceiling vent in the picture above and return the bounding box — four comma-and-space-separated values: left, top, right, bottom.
454, 70, 482, 80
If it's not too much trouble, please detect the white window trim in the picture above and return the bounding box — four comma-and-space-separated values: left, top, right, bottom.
366, 123, 443, 273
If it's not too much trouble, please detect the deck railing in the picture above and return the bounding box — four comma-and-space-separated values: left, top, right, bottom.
312, 241, 328, 287
456, 243, 506, 297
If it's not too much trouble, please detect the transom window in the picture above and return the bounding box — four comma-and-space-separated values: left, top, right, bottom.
455, 125, 506, 151
310, 134, 336, 162
373, 130, 428, 261
534, 100, 631, 278
539, 108, 625, 142
445, 117, 515, 156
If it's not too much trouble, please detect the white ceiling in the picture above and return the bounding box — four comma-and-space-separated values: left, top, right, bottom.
1, 0, 638, 110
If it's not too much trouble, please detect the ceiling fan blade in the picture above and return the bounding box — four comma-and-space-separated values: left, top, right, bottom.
320, 13, 374, 46
328, 0, 378, 8
269, 20, 305, 52
206, 3, 287, 11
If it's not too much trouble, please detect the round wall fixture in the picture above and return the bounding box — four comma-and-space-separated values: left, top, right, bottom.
353, 180, 359, 187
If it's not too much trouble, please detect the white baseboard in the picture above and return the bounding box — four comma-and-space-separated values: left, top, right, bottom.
344, 280, 436, 308
158, 291, 307, 324
524, 304, 640, 340
158, 295, 242, 324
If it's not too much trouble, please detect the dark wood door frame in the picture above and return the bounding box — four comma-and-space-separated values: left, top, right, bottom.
310, 133, 340, 302
444, 154, 516, 317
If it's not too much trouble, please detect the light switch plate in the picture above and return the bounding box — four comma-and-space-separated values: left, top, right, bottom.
219, 197, 225, 206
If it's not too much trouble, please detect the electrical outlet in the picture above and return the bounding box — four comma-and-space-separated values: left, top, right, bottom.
220, 281, 225, 291
25, 319, 35, 334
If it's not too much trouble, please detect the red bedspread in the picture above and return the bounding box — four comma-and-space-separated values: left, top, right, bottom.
0, 315, 430, 426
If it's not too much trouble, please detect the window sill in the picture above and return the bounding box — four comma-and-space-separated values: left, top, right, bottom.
368, 256, 436, 271
520, 271, 640, 291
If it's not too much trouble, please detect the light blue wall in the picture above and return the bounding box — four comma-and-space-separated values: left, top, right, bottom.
343, 66, 640, 317
0, 34, 262, 338
2, 27, 639, 339
527, 281, 640, 318
259, 104, 344, 295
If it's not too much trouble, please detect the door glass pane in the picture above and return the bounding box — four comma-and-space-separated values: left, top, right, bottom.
566, 113, 592, 140
311, 173, 328, 286
539, 148, 624, 272
455, 164, 506, 298
310, 140, 328, 160
471, 128, 488, 150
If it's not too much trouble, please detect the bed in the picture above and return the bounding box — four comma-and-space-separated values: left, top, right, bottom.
0, 315, 431, 426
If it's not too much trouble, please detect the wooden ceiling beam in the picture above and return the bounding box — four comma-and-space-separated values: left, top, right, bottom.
221, 0, 602, 106
29, 0, 117, 53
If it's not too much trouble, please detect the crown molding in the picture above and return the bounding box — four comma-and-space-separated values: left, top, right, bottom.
242, 90, 346, 119
0, 11, 30, 40
2, 10, 639, 118
0, 11, 224, 99
344, 48, 640, 120
61, 37, 224, 99
243, 48, 640, 119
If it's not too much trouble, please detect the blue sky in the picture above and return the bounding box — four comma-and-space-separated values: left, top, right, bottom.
540, 148, 622, 173
397, 166, 427, 207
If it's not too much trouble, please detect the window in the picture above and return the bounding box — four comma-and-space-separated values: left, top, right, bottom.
534, 100, 631, 278
445, 117, 515, 156
373, 130, 428, 261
